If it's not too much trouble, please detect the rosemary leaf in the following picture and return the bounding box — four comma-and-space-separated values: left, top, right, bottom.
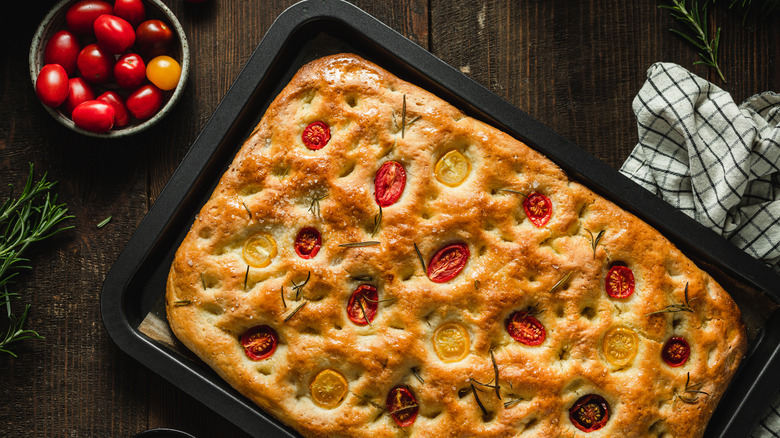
401, 94, 407, 138
280, 286, 287, 309
503, 398, 522, 408
550, 272, 572, 294
283, 301, 307, 322
470, 381, 489, 416
243, 265, 250, 291
97, 216, 112, 229
242, 202, 252, 220
339, 241, 381, 248
173, 300, 192, 307
413, 243, 426, 273
371, 205, 383, 237
358, 298, 372, 327
490, 349, 501, 399
351, 275, 374, 282
411, 367, 425, 384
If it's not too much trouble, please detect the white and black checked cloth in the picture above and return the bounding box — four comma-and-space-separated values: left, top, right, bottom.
619, 63, 780, 437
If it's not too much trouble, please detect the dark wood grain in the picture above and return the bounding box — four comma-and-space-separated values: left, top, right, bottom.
1, 1, 777, 437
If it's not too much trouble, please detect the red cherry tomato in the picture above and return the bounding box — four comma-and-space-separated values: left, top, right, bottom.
605, 265, 635, 299
62, 78, 95, 116
386, 386, 418, 427
77, 44, 114, 83
374, 161, 406, 207
72, 100, 115, 133
97, 91, 130, 128
346, 284, 378, 326
301, 121, 331, 150
523, 192, 553, 227
126, 84, 163, 120
506, 310, 546, 346
662, 337, 690, 367
294, 227, 321, 259
94, 14, 135, 54
427, 243, 469, 283
113, 0, 145, 27
43, 30, 81, 76
65, 0, 113, 35
135, 19, 174, 58
240, 325, 278, 360
569, 394, 610, 432
35, 64, 69, 108
114, 53, 146, 89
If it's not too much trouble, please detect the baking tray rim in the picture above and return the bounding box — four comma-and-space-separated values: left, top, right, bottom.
101, 0, 780, 437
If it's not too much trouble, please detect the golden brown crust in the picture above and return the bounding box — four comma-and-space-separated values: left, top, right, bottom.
166, 53, 747, 438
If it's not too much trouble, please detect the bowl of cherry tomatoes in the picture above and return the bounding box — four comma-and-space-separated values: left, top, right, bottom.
30, 0, 190, 137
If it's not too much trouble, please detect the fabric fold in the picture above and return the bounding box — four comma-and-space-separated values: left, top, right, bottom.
620, 62, 780, 271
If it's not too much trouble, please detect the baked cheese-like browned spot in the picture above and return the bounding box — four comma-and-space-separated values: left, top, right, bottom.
167, 53, 747, 438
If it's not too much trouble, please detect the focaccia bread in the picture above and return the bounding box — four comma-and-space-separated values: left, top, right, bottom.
166, 53, 747, 437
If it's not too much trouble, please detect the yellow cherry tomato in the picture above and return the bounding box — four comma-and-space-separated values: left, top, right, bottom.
433, 322, 470, 362
602, 326, 639, 367
435, 150, 471, 187
242, 232, 277, 268
146, 55, 181, 91
310, 369, 348, 409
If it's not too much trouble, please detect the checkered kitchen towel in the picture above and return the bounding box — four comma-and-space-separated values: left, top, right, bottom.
618, 62, 780, 436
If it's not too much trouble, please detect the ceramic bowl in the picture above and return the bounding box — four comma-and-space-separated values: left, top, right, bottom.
29, 0, 190, 138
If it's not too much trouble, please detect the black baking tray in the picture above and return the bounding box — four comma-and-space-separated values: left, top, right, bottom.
101, 0, 780, 436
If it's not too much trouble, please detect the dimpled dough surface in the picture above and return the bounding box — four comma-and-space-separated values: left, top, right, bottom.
166, 53, 747, 438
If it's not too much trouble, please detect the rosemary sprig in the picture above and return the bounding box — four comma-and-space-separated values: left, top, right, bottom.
308, 193, 329, 219
339, 241, 380, 248
413, 243, 426, 273
1, 164, 72, 356
283, 301, 307, 322
584, 229, 605, 259
660, 0, 726, 82
291, 271, 311, 300
0, 305, 43, 357
673, 372, 709, 404
646, 283, 697, 317
371, 205, 383, 237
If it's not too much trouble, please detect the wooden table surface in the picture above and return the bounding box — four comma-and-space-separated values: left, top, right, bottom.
2, 0, 778, 436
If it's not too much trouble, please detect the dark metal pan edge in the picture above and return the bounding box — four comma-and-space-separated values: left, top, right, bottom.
101, 1, 780, 437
